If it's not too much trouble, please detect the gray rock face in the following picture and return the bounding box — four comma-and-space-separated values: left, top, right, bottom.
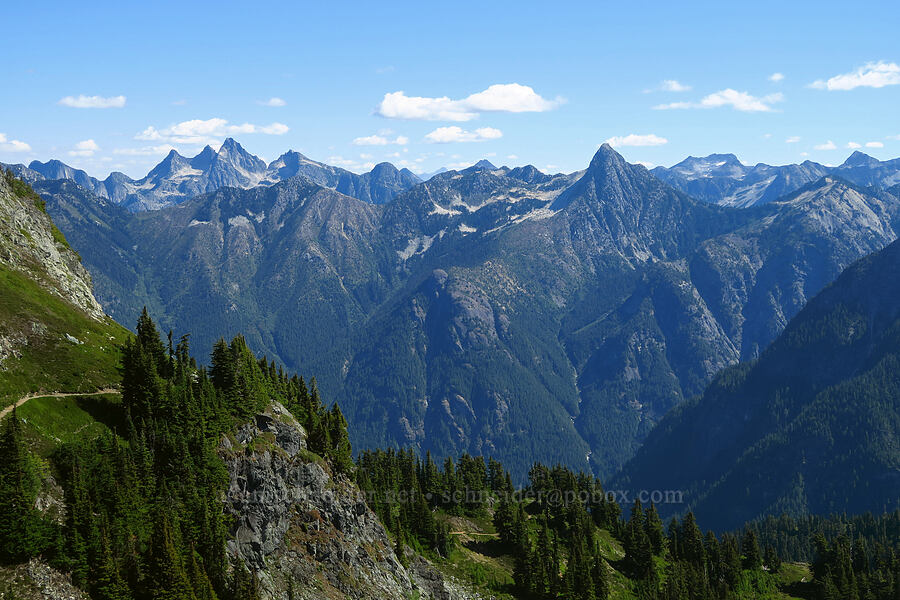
0, 559, 87, 600
0, 174, 103, 320
222, 402, 481, 600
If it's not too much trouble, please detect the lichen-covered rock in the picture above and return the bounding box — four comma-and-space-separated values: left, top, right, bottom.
0, 559, 87, 600
222, 402, 487, 600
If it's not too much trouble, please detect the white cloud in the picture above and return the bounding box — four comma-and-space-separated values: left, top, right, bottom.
654, 89, 783, 112
786, 136, 801, 143
377, 83, 562, 121
135, 118, 289, 145
58, 94, 126, 108
769, 72, 785, 82
814, 140, 837, 150
810, 61, 900, 90
636, 161, 656, 169
866, 141, 884, 148
352, 134, 409, 146
113, 144, 178, 156
0, 133, 31, 153
660, 79, 691, 92
888, 134, 900, 141
259, 123, 289, 135
507, 154, 519, 160
327, 155, 376, 173
424, 126, 503, 143
68, 139, 100, 157
604, 133, 668, 147
846, 142, 862, 149
259, 97, 287, 107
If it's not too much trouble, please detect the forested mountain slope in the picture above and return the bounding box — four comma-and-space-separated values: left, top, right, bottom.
36, 147, 900, 479
613, 238, 900, 530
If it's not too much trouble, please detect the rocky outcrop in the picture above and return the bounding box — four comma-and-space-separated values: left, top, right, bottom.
0, 559, 87, 600
0, 173, 103, 320
222, 402, 482, 600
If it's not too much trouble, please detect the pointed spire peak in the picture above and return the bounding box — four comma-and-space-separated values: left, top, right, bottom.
474, 159, 497, 170
589, 143, 627, 170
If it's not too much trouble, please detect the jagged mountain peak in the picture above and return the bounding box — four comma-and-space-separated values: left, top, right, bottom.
190, 145, 217, 170
841, 150, 880, 168
473, 158, 498, 170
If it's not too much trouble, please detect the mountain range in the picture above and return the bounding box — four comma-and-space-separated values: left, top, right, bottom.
4, 138, 421, 211
28, 142, 900, 482
652, 150, 900, 207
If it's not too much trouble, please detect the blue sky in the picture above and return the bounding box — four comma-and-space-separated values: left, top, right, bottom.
1, 0, 899, 178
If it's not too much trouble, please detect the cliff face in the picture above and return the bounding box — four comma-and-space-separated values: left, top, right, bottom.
221, 402, 481, 600
0, 173, 103, 320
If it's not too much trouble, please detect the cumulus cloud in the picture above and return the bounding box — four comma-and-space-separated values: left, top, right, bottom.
377, 83, 562, 121
604, 133, 668, 147
135, 118, 289, 145
352, 134, 409, 146
847, 142, 862, 149
259, 97, 287, 107
786, 136, 801, 143
0, 133, 31, 153
113, 144, 179, 156
866, 141, 884, 148
424, 126, 503, 143
769, 73, 785, 82
58, 95, 126, 108
327, 155, 377, 173
68, 139, 100, 157
654, 89, 784, 112
659, 79, 691, 92
811, 61, 900, 90
814, 140, 837, 150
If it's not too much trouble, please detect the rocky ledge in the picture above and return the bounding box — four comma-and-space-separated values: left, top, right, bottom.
221, 402, 484, 600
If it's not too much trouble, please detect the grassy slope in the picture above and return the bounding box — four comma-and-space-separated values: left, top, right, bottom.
0, 266, 128, 409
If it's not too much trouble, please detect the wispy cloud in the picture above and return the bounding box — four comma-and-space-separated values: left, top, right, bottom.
136, 118, 289, 145
258, 97, 287, 107
645, 79, 691, 93
68, 139, 100, 157
654, 89, 784, 112
769, 72, 785, 82
847, 142, 862, 149
327, 155, 377, 173
352, 134, 409, 146
113, 144, 178, 156
810, 61, 900, 90
377, 83, 563, 121
58, 94, 126, 109
424, 126, 503, 143
866, 141, 884, 148
604, 133, 668, 147
786, 136, 801, 143
0, 133, 31, 153
814, 140, 837, 150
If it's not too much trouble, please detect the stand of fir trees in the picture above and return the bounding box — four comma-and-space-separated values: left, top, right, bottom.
0, 309, 353, 600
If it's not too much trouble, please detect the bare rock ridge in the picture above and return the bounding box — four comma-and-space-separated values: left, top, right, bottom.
5, 139, 422, 212
221, 402, 481, 600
